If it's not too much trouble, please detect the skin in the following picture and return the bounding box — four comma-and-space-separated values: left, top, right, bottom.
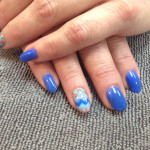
0, 0, 150, 112
0, 0, 149, 50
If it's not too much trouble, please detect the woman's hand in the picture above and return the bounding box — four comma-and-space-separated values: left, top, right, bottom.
0, 0, 145, 112
0, 0, 106, 48
24, 37, 141, 113
0, 0, 150, 50
20, 0, 150, 62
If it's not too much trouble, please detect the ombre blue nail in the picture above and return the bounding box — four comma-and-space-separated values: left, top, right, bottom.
107, 86, 127, 111
43, 74, 57, 93
20, 49, 38, 62
126, 70, 142, 93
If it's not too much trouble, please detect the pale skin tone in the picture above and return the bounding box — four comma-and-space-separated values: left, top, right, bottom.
0, 0, 150, 112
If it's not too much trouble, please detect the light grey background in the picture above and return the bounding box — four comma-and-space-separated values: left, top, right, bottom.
0, 32, 150, 150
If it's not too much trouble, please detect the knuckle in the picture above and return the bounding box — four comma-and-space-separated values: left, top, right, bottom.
35, 0, 57, 19
115, 52, 133, 65
65, 21, 89, 44
0, 8, 8, 24
94, 64, 116, 79
108, 36, 124, 44
117, 1, 139, 21
44, 40, 58, 59
60, 67, 81, 82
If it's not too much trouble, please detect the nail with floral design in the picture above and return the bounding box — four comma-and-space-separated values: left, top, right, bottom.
73, 88, 91, 113
0, 32, 6, 48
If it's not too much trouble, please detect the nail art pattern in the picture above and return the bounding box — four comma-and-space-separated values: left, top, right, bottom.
73, 88, 91, 113
0, 32, 6, 48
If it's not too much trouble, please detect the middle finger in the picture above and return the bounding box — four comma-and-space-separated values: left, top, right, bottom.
80, 40, 127, 111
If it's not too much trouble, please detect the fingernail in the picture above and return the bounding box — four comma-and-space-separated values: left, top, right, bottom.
73, 88, 91, 113
20, 49, 38, 63
0, 32, 6, 48
126, 70, 142, 93
107, 86, 127, 111
43, 74, 57, 93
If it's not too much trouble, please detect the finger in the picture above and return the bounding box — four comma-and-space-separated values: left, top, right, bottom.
20, 0, 137, 62
53, 53, 92, 113
28, 61, 59, 93
107, 37, 142, 93
0, 0, 33, 29
1, 0, 104, 49
79, 41, 127, 111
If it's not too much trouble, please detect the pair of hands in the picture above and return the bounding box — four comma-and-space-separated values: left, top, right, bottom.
0, 0, 150, 113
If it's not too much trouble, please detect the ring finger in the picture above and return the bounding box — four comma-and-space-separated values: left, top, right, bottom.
79, 40, 127, 111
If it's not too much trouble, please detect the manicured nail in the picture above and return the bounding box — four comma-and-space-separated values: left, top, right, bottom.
43, 74, 57, 93
73, 88, 91, 113
0, 32, 6, 48
107, 86, 127, 111
126, 70, 142, 93
20, 49, 38, 63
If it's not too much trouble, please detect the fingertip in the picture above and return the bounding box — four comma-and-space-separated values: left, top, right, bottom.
106, 86, 127, 111
126, 70, 142, 93
43, 74, 58, 93
0, 31, 6, 49
73, 87, 91, 113
28, 61, 59, 94
20, 49, 38, 63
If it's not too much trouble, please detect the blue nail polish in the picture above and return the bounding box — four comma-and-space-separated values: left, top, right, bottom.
43, 74, 57, 93
73, 88, 91, 113
107, 86, 127, 111
126, 70, 141, 93
20, 49, 38, 62
0, 32, 6, 48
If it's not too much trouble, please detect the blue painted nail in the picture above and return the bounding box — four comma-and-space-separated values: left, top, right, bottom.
20, 49, 38, 62
73, 88, 91, 113
43, 74, 57, 93
0, 32, 6, 48
107, 86, 127, 111
126, 70, 142, 93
